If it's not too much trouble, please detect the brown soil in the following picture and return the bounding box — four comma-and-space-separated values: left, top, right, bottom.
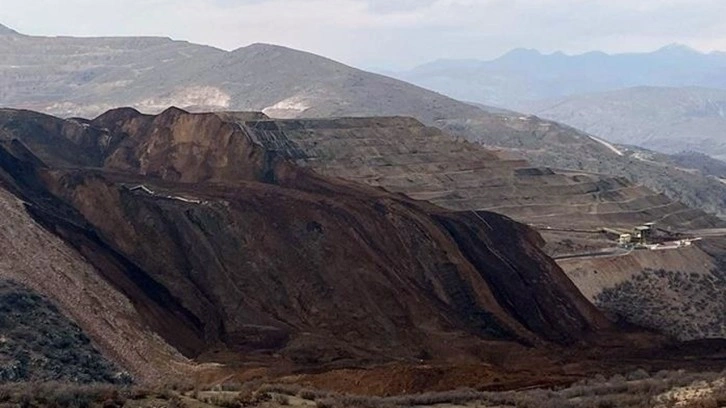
0, 107, 723, 391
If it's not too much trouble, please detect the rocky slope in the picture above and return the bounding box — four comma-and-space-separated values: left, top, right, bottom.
0, 179, 193, 384
0, 280, 123, 383
668, 151, 726, 178
0, 107, 617, 381
561, 242, 726, 340
231, 115, 722, 232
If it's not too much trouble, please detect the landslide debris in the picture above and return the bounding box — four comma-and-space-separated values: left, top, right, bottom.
0, 107, 614, 375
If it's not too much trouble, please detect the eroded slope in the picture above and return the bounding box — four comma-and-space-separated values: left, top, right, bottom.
226, 114, 726, 340
0, 182, 193, 384
0, 108, 613, 376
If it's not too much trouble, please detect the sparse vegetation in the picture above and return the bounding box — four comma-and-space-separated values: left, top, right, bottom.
595, 268, 726, 339
208, 369, 726, 408
0, 280, 128, 384
0, 369, 720, 407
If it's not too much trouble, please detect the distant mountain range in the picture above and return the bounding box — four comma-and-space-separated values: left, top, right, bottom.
392, 44, 726, 108
391, 44, 726, 163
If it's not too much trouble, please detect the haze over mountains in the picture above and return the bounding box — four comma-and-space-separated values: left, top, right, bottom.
393, 44, 726, 108
392, 45, 726, 162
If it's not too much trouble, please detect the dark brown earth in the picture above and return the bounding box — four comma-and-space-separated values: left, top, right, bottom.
0, 107, 617, 378
0, 107, 723, 392
221, 112, 726, 341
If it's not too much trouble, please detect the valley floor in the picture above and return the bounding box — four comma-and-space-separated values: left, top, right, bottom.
0, 368, 724, 408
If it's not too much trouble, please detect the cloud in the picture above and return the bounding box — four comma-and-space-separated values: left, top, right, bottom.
1, 0, 726, 69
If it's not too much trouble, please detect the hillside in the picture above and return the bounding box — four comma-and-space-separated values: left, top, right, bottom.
0, 175, 193, 384
668, 151, 726, 178
522, 86, 726, 161
227, 113, 726, 340
0, 107, 627, 385
436, 113, 726, 220
1, 25, 725, 223
0, 280, 123, 383
0, 25, 479, 122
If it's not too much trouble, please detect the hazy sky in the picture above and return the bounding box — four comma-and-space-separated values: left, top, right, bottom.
2, 0, 726, 69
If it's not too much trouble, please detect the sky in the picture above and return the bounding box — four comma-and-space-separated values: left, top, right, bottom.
2, 0, 726, 70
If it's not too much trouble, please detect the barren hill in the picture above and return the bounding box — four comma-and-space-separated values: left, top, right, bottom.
225, 113, 726, 341
437, 113, 726, 220
0, 27, 479, 122
0, 107, 623, 383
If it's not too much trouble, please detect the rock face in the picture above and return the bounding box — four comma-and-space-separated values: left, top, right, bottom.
0, 107, 612, 374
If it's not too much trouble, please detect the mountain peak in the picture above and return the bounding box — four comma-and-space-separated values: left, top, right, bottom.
655, 43, 701, 56
0, 23, 19, 36
235, 42, 296, 54
501, 48, 543, 59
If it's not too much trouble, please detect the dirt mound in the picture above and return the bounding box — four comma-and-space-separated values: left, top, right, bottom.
0, 107, 619, 380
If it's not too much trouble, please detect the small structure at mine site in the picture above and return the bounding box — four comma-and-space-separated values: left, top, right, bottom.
633, 225, 652, 245
606, 222, 656, 247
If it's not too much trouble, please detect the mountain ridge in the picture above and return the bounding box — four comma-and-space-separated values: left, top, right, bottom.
392, 44, 726, 108
0, 23, 19, 36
